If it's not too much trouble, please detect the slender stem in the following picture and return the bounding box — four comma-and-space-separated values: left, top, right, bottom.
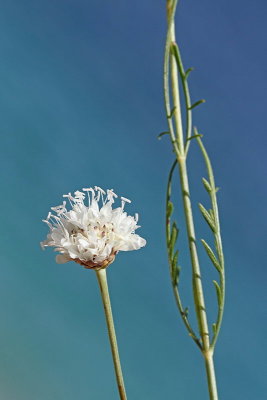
170, 25, 184, 153
166, 1, 220, 398
164, 0, 181, 158
96, 269, 127, 400
168, 0, 210, 354
178, 158, 210, 350
165, 160, 202, 350
204, 351, 219, 400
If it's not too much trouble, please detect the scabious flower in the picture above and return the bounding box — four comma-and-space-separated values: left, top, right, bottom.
41, 187, 146, 269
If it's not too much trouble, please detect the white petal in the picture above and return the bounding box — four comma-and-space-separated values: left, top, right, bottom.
119, 235, 146, 251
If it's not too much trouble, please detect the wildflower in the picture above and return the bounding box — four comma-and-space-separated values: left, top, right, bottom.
41, 187, 146, 269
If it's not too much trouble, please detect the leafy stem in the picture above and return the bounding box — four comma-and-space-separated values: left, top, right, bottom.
166, 159, 202, 350
196, 133, 225, 351
163, 1, 225, 399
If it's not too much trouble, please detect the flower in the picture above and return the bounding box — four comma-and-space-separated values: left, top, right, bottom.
41, 187, 146, 269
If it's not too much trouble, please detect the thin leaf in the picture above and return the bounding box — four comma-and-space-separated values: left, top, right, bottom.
158, 131, 170, 140
186, 133, 203, 142
202, 177, 212, 193
167, 201, 174, 218
188, 99, 206, 110
172, 249, 179, 266
213, 280, 222, 305
184, 67, 194, 80
171, 250, 179, 285
201, 239, 221, 272
212, 323, 217, 334
172, 263, 180, 286
168, 106, 176, 119
169, 222, 179, 253
198, 203, 216, 232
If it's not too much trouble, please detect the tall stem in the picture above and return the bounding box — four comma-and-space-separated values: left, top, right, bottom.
96, 269, 127, 400
204, 351, 219, 400
166, 1, 219, 398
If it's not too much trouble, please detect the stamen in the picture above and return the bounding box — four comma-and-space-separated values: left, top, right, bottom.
121, 196, 131, 204
107, 189, 118, 203
94, 186, 106, 195
63, 193, 74, 207
83, 188, 92, 206
74, 190, 85, 200
42, 219, 52, 228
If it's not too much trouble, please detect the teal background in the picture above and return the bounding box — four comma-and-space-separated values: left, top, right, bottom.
1, 0, 266, 399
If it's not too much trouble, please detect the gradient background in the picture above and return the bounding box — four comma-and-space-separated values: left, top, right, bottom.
0, 0, 266, 399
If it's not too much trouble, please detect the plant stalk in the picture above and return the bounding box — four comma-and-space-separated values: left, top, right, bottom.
204, 351, 219, 400
96, 268, 127, 400
166, 1, 219, 398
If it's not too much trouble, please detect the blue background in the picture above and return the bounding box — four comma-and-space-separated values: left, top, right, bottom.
0, 0, 266, 398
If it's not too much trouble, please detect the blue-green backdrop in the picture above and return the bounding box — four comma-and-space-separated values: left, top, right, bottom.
0, 0, 266, 399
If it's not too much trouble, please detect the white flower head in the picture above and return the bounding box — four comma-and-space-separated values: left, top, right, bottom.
41, 187, 146, 270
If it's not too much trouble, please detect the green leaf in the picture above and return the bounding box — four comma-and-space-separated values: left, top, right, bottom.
198, 203, 216, 232
172, 249, 179, 266
202, 177, 212, 193
186, 133, 203, 142
167, 201, 174, 218
169, 222, 179, 253
171, 250, 180, 285
172, 263, 180, 286
201, 239, 221, 272
184, 67, 194, 80
212, 323, 217, 334
213, 280, 222, 305
158, 131, 170, 140
168, 106, 176, 119
188, 99, 206, 110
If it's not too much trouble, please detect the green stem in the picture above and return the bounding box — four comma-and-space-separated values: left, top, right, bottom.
178, 157, 210, 351
165, 1, 220, 398
166, 160, 202, 350
204, 351, 219, 400
96, 269, 127, 400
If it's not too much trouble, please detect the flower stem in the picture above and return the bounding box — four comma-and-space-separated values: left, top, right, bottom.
96, 269, 127, 400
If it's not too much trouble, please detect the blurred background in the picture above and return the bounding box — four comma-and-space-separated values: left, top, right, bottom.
0, 0, 266, 399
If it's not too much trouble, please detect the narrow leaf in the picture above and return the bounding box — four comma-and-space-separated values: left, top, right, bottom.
188, 99, 206, 110
158, 131, 170, 140
172, 249, 179, 267
186, 133, 203, 142
202, 177, 212, 193
198, 203, 216, 232
169, 222, 179, 253
212, 323, 217, 334
201, 239, 221, 272
213, 280, 221, 305
172, 263, 180, 286
168, 106, 176, 119
184, 67, 194, 80
171, 250, 180, 285
167, 201, 174, 218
